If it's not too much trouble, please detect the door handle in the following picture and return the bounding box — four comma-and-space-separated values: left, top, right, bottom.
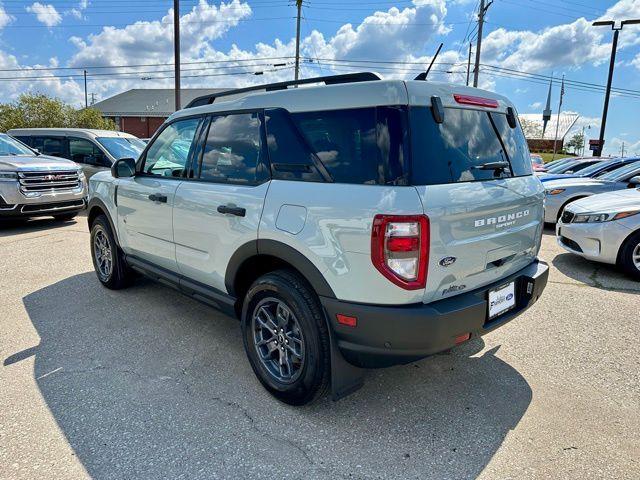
217, 205, 246, 217
148, 193, 168, 203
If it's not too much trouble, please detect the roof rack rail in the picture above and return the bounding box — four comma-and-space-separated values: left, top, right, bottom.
184, 72, 382, 109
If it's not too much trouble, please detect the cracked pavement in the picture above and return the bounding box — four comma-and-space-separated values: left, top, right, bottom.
1, 218, 639, 480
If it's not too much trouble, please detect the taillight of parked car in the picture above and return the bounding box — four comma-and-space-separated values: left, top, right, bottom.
371, 214, 429, 290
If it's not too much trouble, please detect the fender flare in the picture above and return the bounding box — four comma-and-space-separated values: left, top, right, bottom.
87, 197, 119, 245
225, 239, 336, 299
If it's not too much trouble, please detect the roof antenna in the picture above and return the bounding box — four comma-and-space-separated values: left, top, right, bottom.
415, 43, 443, 81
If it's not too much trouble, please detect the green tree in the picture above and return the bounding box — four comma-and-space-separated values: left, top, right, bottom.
519, 117, 543, 139
565, 131, 585, 154
0, 93, 115, 132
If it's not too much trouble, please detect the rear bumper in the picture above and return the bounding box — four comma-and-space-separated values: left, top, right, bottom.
321, 260, 549, 368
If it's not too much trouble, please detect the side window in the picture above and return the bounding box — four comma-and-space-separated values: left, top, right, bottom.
69, 138, 108, 166
264, 108, 323, 182
199, 113, 263, 184
292, 108, 379, 184
143, 118, 200, 177
34, 137, 66, 158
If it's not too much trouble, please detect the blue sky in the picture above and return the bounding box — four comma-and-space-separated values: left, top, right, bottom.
0, 0, 639, 155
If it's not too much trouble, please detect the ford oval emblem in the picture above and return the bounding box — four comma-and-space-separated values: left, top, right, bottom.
439, 256, 457, 267
506, 293, 514, 301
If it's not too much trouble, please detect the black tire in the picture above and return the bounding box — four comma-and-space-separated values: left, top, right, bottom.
618, 231, 640, 280
90, 214, 133, 289
53, 212, 78, 221
241, 269, 330, 406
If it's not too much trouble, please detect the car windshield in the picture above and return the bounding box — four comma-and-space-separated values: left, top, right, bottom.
97, 137, 145, 159
0, 133, 34, 156
576, 160, 618, 177
598, 161, 640, 182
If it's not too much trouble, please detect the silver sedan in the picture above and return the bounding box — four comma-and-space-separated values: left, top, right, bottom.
543, 160, 640, 223
556, 188, 640, 279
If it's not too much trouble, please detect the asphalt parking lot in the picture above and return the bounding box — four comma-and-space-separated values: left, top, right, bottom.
1, 215, 638, 480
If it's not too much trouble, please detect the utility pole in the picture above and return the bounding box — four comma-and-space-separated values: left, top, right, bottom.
592, 19, 640, 157
89, 93, 97, 105
473, 0, 492, 87
466, 42, 472, 86
83, 70, 88, 108
294, 0, 303, 81
621, 142, 625, 157
173, 0, 181, 111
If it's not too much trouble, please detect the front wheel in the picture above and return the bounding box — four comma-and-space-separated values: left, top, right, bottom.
241, 270, 330, 406
90, 214, 133, 289
619, 231, 640, 280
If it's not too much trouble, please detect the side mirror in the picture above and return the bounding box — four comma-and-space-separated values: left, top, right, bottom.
628, 175, 640, 186
111, 158, 136, 178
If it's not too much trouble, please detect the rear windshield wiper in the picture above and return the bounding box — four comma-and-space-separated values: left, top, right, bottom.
472, 161, 510, 171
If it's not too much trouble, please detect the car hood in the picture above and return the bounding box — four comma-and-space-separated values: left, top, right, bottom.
567, 188, 640, 213
0, 154, 78, 171
543, 177, 610, 189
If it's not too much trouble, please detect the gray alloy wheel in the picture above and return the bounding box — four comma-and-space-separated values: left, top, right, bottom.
92, 225, 113, 281
633, 243, 640, 272
251, 297, 305, 384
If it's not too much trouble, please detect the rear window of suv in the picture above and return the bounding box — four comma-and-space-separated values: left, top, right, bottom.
410, 107, 533, 185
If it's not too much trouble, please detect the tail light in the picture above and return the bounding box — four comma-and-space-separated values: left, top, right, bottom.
371, 214, 429, 290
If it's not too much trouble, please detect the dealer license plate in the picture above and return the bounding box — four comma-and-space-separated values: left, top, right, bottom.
488, 281, 516, 319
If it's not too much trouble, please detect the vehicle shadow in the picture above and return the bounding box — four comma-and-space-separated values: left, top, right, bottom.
8, 272, 532, 479
552, 253, 640, 294
0, 215, 83, 237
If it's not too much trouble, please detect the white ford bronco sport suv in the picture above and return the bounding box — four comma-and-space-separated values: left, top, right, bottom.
87, 73, 549, 405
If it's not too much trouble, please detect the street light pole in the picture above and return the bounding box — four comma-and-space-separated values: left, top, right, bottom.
173, 0, 181, 111
592, 19, 640, 157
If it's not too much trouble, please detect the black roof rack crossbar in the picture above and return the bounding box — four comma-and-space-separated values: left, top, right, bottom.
185, 72, 382, 109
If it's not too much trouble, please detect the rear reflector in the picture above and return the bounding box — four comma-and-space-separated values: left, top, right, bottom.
454, 333, 471, 344
453, 94, 499, 108
336, 314, 357, 327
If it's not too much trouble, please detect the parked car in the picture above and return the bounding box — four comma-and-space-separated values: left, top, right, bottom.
538, 157, 602, 177
0, 133, 87, 220
531, 154, 547, 173
539, 157, 639, 183
557, 188, 640, 279
87, 73, 549, 405
8, 128, 146, 180
544, 160, 640, 223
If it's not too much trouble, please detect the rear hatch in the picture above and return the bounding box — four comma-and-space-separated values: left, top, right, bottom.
406, 89, 544, 304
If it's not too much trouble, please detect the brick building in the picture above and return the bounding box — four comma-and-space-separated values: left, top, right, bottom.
92, 88, 225, 138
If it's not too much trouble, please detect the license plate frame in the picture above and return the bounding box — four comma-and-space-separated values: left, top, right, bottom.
488, 281, 516, 320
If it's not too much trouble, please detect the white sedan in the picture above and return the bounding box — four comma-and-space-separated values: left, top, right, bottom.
556, 188, 640, 279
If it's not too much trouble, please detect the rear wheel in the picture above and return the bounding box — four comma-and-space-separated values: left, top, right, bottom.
241, 269, 330, 406
619, 231, 640, 280
90, 214, 133, 289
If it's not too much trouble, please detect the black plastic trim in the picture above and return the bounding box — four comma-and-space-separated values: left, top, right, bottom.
87, 197, 118, 243
126, 255, 237, 316
224, 239, 336, 299
321, 260, 549, 368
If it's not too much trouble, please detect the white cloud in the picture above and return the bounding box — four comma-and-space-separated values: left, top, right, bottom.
529, 101, 542, 110
69, 0, 89, 19
0, 6, 14, 28
26, 3, 62, 27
